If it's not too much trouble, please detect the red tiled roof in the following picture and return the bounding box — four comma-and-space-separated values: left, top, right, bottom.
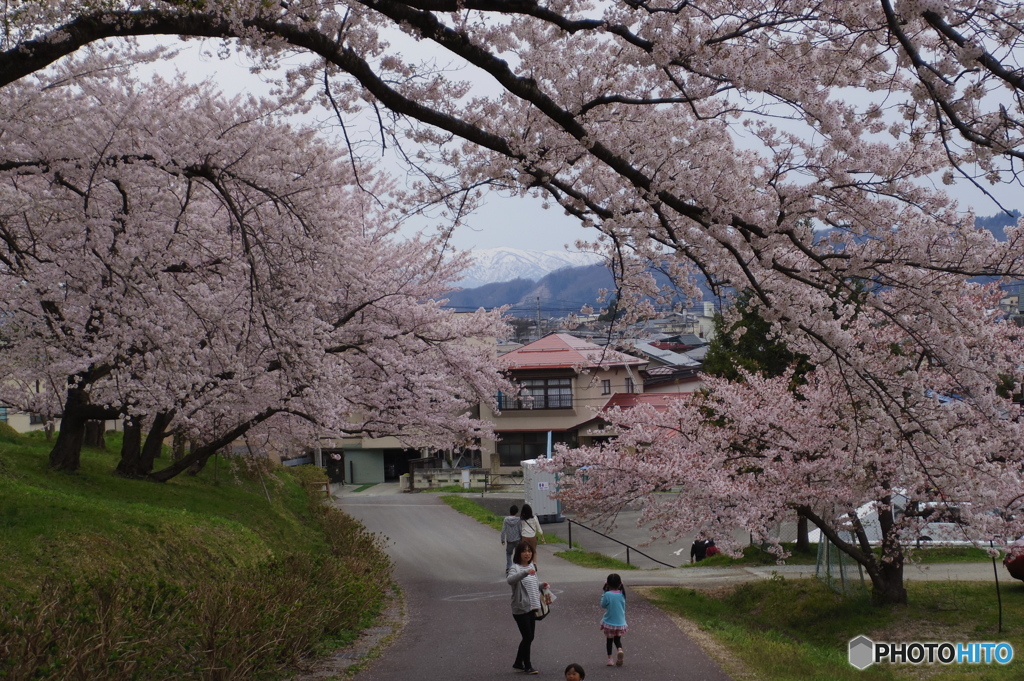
501, 333, 647, 370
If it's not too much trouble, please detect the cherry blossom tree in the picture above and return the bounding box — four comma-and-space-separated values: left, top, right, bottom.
552, 282, 1024, 604
0, 63, 508, 479
3, 2, 1024, 601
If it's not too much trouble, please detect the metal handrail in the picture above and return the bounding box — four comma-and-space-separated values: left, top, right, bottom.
483, 472, 525, 493
566, 518, 678, 569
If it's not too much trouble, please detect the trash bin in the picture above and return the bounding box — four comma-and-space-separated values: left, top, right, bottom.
522, 459, 563, 523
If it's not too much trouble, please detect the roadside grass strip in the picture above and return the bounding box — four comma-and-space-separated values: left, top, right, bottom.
439, 495, 566, 544
553, 548, 638, 571
646, 576, 1024, 681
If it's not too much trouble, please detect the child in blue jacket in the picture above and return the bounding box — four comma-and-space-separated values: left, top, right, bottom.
600, 574, 628, 666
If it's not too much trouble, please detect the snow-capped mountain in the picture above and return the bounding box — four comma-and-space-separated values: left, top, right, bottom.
457, 247, 604, 288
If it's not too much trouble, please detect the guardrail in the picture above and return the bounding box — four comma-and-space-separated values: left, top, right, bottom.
567, 518, 679, 568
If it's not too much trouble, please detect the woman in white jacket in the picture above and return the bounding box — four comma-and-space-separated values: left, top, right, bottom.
520, 504, 543, 566
507, 541, 546, 675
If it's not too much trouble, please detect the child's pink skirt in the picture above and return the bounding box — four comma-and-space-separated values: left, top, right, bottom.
600, 623, 628, 637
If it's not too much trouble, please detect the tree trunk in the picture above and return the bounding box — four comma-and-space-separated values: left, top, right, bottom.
114, 415, 144, 478
871, 502, 908, 605
48, 387, 89, 472
871, 560, 908, 605
800, 504, 907, 605
139, 411, 174, 472
149, 406, 282, 482
172, 431, 186, 462
187, 456, 208, 476
83, 420, 106, 449
796, 512, 810, 553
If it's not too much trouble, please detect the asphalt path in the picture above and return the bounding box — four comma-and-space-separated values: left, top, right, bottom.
338, 492, 735, 681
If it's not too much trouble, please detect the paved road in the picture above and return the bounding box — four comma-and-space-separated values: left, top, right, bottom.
337, 490, 735, 681
335, 485, 1003, 681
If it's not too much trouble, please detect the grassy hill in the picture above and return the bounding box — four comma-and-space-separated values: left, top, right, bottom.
0, 426, 392, 681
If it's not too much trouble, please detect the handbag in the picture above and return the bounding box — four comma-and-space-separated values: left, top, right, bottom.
534, 584, 553, 620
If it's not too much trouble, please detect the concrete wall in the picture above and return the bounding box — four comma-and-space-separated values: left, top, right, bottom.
410, 467, 489, 489
1, 411, 121, 435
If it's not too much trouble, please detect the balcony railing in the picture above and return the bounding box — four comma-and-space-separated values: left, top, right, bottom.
496, 393, 573, 410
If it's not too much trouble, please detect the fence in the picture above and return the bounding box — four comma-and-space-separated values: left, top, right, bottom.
566, 518, 679, 568
407, 464, 489, 490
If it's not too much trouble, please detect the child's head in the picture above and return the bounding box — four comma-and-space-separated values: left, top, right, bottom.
604, 573, 623, 591
564, 663, 585, 681
509, 504, 519, 516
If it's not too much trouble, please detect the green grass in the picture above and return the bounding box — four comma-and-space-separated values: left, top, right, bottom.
691, 543, 991, 569
0, 431, 393, 681
692, 542, 819, 567
646, 576, 1024, 681
441, 493, 506, 530
553, 548, 638, 570
439, 495, 566, 544
906, 545, 992, 563
0, 434, 315, 594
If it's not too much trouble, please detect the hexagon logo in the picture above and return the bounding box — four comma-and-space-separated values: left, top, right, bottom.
849, 635, 875, 670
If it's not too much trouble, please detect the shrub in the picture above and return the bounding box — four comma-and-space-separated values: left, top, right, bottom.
0, 421, 20, 443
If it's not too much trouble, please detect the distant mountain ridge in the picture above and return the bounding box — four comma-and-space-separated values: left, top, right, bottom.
444, 262, 716, 317
457, 247, 604, 288
445, 263, 615, 316
446, 213, 1020, 316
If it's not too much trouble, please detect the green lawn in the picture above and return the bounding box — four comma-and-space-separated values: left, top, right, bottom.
553, 547, 637, 570
0, 428, 393, 681
646, 576, 1023, 681
440, 494, 566, 544
691, 543, 819, 567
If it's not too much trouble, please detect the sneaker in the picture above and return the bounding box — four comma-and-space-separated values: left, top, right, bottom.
524, 668, 539, 675
606, 657, 615, 666
513, 663, 525, 672
616, 649, 624, 666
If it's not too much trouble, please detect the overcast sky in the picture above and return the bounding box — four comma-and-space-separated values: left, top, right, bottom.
141, 38, 1019, 254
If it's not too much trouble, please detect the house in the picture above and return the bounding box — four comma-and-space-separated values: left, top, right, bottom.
301, 434, 433, 485
631, 303, 719, 340
611, 339, 705, 394
642, 364, 704, 393
575, 391, 692, 444
480, 333, 648, 472
0, 405, 51, 433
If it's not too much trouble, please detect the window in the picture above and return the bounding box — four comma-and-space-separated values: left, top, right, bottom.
601, 379, 611, 395
29, 413, 46, 425
497, 431, 578, 466
497, 377, 573, 410
0, 406, 6, 423
625, 377, 635, 393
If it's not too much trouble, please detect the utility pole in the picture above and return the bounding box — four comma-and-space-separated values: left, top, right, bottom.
536, 296, 542, 336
